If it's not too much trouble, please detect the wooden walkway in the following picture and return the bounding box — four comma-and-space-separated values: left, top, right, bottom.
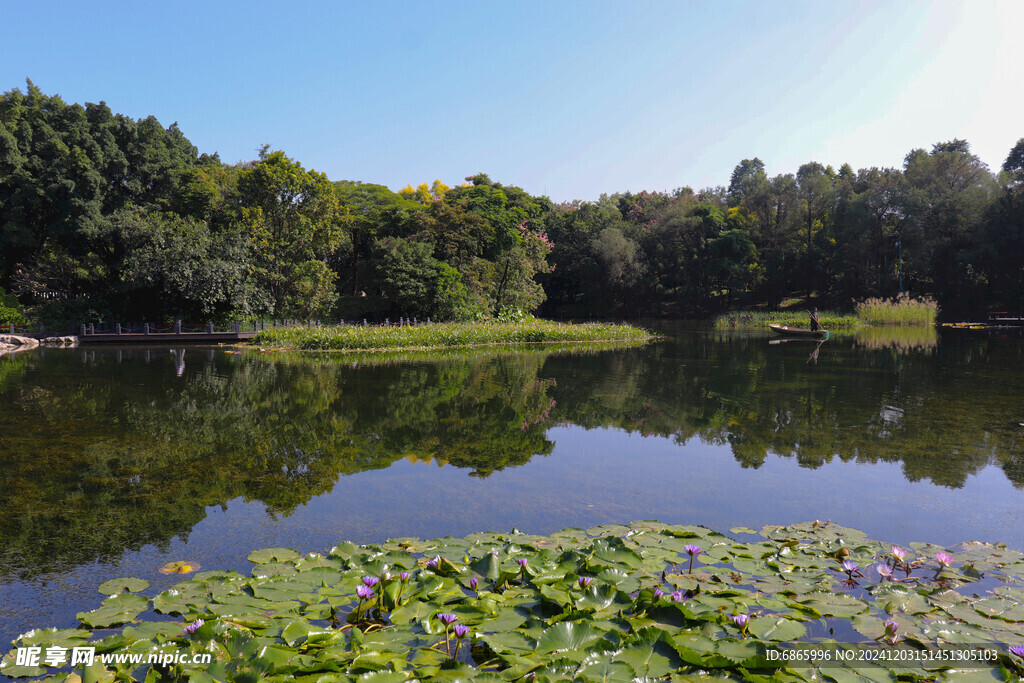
77, 331, 256, 344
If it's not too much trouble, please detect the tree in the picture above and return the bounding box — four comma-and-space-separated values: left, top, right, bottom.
111, 208, 260, 320
901, 140, 995, 311
795, 163, 835, 297
371, 237, 472, 320
238, 147, 346, 317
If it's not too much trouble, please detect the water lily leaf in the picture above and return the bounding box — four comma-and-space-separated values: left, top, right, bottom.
747, 616, 806, 641
575, 583, 629, 613
281, 619, 335, 646
883, 593, 932, 616
12, 627, 92, 647
821, 665, 900, 682
356, 673, 414, 682
535, 622, 605, 655
594, 568, 639, 593
123, 621, 189, 640
390, 599, 436, 624
613, 642, 683, 678
470, 551, 501, 580
796, 592, 869, 618
973, 597, 1024, 622
97, 577, 150, 595
575, 655, 636, 682
477, 630, 536, 654
711, 639, 764, 665
248, 547, 300, 564
593, 547, 643, 570
477, 605, 529, 633
77, 592, 149, 628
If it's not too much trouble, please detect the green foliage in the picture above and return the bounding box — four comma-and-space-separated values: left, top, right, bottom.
2, 81, 1022, 324
5, 521, 1024, 680
0, 288, 26, 325
111, 208, 261, 319
855, 294, 939, 326
372, 237, 474, 320
238, 147, 346, 317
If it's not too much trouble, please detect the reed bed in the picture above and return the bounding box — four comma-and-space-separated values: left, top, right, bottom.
714, 310, 861, 330
855, 294, 938, 326
252, 320, 655, 351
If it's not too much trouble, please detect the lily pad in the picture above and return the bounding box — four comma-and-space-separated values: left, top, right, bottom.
97, 577, 150, 595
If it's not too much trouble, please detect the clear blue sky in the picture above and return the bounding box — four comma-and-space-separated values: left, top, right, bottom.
2, 0, 1020, 201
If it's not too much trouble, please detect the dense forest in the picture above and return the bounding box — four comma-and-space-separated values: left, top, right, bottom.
2, 81, 1022, 325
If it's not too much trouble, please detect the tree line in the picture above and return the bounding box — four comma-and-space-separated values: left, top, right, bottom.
2, 80, 1022, 325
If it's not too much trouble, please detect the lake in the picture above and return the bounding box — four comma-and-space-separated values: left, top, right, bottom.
2, 323, 1023, 648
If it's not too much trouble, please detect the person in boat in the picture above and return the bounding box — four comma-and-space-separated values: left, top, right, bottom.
809, 307, 821, 332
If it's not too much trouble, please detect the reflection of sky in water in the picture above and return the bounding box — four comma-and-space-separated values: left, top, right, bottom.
5, 423, 1023, 647
4, 330, 1024, 650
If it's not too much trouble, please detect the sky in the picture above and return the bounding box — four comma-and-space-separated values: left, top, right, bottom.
2, 0, 1022, 201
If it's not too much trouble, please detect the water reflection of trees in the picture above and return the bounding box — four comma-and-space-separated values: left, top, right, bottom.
1, 334, 1023, 574
547, 333, 1024, 490
0, 349, 558, 574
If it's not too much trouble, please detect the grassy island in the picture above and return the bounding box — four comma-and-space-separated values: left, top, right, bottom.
5, 521, 1024, 681
250, 320, 655, 352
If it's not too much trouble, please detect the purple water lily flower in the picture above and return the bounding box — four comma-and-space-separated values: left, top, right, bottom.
891, 546, 908, 562
684, 544, 702, 573
400, 571, 411, 581
183, 618, 204, 635
876, 563, 893, 579
653, 588, 664, 600
356, 585, 375, 600
882, 618, 899, 643
1009, 645, 1024, 658
469, 577, 478, 590
731, 614, 750, 628
936, 551, 953, 567
517, 558, 528, 568
426, 555, 441, 569
453, 623, 469, 638
437, 613, 458, 625
362, 576, 380, 588
671, 590, 685, 602
380, 570, 391, 581
578, 576, 592, 589
840, 560, 863, 577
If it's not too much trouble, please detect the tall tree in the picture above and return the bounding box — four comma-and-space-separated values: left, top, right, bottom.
238, 147, 346, 317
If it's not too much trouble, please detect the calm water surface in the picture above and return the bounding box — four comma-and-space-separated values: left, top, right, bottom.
1, 323, 1023, 647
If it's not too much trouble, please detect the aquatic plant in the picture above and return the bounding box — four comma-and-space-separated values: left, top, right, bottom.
684, 543, 701, 573
4, 521, 1024, 681
855, 293, 938, 326
252, 320, 656, 352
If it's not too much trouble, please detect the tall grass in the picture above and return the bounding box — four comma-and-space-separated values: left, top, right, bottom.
714, 310, 861, 330
252, 320, 655, 351
855, 294, 938, 326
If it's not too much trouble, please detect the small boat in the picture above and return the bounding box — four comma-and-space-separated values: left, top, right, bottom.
769, 325, 829, 339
